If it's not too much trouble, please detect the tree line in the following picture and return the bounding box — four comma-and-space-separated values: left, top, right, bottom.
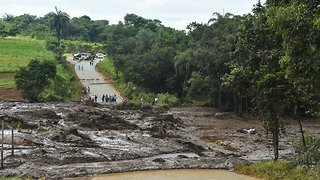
1, 1, 320, 161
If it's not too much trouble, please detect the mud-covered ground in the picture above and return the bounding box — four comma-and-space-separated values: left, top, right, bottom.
0, 101, 319, 179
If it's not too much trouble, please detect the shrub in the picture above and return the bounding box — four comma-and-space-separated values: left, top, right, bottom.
293, 134, 320, 166
15, 59, 56, 102
236, 160, 320, 180
158, 93, 179, 107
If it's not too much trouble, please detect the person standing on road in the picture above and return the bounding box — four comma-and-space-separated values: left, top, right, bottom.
114, 94, 117, 104
102, 94, 105, 103
106, 95, 109, 103
87, 86, 90, 93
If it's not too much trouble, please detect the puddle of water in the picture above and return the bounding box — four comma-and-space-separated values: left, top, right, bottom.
81, 169, 258, 180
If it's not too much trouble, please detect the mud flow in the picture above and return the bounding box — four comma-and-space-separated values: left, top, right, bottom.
0, 102, 319, 179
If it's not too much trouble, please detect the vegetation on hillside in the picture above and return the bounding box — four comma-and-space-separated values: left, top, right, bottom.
0, 36, 54, 72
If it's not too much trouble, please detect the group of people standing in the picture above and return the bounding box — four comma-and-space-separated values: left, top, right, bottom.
101, 94, 117, 103
82, 86, 90, 94
78, 64, 84, 70
89, 60, 94, 66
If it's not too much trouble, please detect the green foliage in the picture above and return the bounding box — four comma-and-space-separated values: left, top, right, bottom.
0, 77, 15, 88
224, 0, 320, 160
293, 133, 320, 165
157, 93, 179, 107
62, 40, 105, 54
46, 7, 70, 60
185, 13, 242, 108
40, 64, 73, 101
187, 72, 211, 101
15, 59, 56, 102
123, 84, 179, 107
96, 57, 118, 79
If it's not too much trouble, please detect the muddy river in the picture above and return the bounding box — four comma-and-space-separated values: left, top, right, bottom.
81, 169, 258, 180
0, 102, 319, 179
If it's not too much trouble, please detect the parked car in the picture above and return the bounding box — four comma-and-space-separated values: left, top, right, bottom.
73, 52, 95, 60
73, 53, 81, 60
96, 53, 105, 59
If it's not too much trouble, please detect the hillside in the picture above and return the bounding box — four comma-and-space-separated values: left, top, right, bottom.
0, 36, 54, 100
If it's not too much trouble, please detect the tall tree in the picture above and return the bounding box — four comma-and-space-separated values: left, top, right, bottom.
47, 7, 70, 58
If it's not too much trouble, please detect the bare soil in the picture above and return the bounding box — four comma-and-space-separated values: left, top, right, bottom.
0, 102, 319, 179
0, 88, 21, 101
0, 73, 21, 101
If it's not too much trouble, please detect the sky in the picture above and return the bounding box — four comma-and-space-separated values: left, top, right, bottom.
0, 0, 265, 30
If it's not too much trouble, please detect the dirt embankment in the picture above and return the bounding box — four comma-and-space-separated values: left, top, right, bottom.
0, 73, 21, 101
0, 102, 319, 179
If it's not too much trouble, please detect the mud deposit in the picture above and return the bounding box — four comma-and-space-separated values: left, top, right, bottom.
0, 102, 319, 179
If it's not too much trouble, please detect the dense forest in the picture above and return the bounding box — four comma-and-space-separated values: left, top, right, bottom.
1, 0, 320, 161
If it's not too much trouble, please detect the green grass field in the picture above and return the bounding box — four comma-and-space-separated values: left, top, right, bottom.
0, 36, 54, 89
0, 36, 54, 73
0, 77, 15, 88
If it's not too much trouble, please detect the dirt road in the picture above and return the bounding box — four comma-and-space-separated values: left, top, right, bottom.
69, 57, 123, 103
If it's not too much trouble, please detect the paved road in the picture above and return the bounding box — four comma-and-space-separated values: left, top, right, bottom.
69, 57, 123, 103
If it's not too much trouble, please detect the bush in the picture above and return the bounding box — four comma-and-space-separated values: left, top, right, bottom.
293, 133, 320, 165
121, 82, 179, 107
15, 59, 56, 102
158, 93, 179, 107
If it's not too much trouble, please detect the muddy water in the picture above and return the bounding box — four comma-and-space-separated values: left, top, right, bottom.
83, 169, 258, 180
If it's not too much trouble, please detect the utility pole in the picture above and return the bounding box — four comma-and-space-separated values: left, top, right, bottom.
1, 119, 4, 169
11, 122, 14, 157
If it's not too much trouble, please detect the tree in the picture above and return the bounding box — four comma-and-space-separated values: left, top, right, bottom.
185, 13, 241, 108
0, 23, 6, 38
265, 1, 320, 148
15, 59, 56, 102
47, 7, 70, 58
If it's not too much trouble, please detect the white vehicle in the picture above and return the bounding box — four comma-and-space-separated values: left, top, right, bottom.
96, 53, 106, 59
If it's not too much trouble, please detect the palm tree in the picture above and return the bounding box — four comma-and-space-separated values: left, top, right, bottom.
174, 51, 192, 105
208, 12, 234, 25
48, 6, 70, 57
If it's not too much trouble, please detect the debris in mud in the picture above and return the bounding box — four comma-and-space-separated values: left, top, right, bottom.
49, 128, 97, 147
79, 114, 140, 130
153, 158, 166, 163
21, 138, 39, 146
177, 155, 189, 159
18, 109, 62, 119
176, 140, 206, 156
150, 126, 167, 138
237, 128, 256, 134
0, 115, 38, 129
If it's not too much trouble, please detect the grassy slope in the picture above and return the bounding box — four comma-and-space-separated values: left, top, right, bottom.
0, 36, 82, 101
0, 36, 54, 72
0, 36, 54, 89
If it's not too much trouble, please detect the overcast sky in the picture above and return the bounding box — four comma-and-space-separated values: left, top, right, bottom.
0, 0, 265, 30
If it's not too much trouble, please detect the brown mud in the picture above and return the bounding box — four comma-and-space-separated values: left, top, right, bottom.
0, 102, 319, 179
